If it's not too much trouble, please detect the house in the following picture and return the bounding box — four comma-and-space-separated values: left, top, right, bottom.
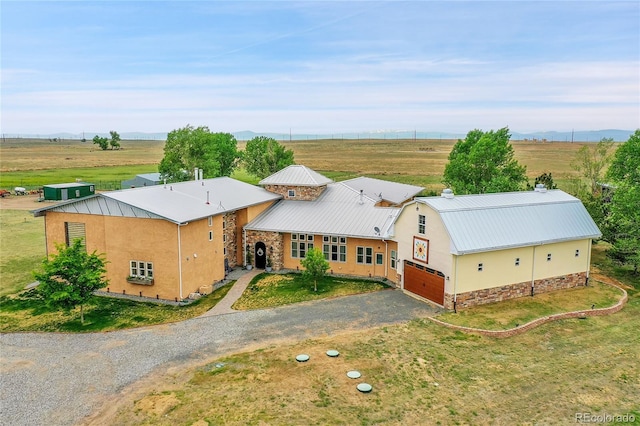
392, 185, 602, 310
245, 165, 423, 280
121, 173, 162, 189
43, 182, 95, 201
33, 177, 281, 300
32, 165, 601, 309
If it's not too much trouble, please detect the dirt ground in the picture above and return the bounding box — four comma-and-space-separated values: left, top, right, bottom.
0, 194, 55, 210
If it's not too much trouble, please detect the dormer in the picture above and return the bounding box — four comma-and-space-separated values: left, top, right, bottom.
259, 165, 333, 201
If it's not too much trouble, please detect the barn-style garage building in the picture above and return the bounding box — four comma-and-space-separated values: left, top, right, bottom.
393, 186, 602, 310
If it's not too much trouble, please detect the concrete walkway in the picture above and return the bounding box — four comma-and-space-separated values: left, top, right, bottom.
200, 268, 261, 316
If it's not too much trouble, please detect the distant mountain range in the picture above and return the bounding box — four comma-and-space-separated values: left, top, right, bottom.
2, 129, 634, 142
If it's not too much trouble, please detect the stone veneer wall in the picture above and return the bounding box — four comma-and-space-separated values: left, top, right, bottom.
444, 272, 588, 310
263, 184, 326, 201
223, 212, 238, 268
245, 230, 284, 269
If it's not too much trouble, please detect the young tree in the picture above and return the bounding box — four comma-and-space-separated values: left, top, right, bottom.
109, 130, 121, 150
571, 137, 615, 195
33, 239, 108, 324
300, 247, 329, 292
92, 135, 109, 150
442, 127, 527, 194
243, 136, 295, 178
159, 125, 239, 182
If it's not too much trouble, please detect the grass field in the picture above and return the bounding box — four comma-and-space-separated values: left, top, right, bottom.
0, 210, 45, 296
0, 137, 612, 192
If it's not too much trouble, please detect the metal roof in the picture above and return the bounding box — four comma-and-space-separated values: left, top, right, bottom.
259, 165, 333, 186
246, 182, 399, 239
341, 176, 423, 205
414, 189, 602, 254
43, 182, 94, 189
33, 177, 282, 224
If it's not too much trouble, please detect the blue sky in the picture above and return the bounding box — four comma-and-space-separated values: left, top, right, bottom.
1, 1, 639, 135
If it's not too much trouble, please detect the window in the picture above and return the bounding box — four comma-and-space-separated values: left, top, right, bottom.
208, 216, 213, 226
376, 253, 384, 265
357, 246, 373, 264
90, 185, 94, 192
418, 214, 426, 234
515, 257, 520, 266
75, 190, 80, 197
547, 253, 552, 262
64, 222, 86, 249
292, 233, 314, 258
223, 234, 227, 242
222, 219, 226, 229
575, 249, 580, 257
130, 260, 153, 278
288, 189, 296, 197
209, 231, 213, 241
390, 250, 397, 269
478, 263, 483, 271
322, 235, 347, 262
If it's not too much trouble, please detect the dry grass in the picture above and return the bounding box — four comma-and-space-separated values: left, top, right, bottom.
437, 281, 624, 330
1, 137, 608, 192
106, 296, 639, 425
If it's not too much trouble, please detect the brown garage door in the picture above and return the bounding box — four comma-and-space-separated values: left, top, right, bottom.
404, 261, 445, 305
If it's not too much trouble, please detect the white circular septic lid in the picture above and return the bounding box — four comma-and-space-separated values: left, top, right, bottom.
326, 350, 340, 357
347, 370, 361, 379
295, 354, 310, 362
357, 383, 373, 393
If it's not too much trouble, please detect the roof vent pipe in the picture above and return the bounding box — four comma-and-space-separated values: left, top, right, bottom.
164, 179, 167, 189
359, 189, 364, 205
534, 183, 547, 193
441, 188, 454, 199
206, 191, 210, 205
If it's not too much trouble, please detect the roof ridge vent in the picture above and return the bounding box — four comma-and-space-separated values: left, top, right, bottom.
441, 188, 454, 199
534, 184, 547, 193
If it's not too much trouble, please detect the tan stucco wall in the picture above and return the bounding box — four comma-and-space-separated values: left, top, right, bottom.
452, 239, 593, 294
45, 212, 182, 300
280, 234, 398, 281
43, 200, 278, 301
394, 202, 453, 288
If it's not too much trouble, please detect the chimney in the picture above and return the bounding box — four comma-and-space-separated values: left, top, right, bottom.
194, 167, 199, 181
534, 184, 547, 193
441, 188, 454, 199
199, 169, 203, 181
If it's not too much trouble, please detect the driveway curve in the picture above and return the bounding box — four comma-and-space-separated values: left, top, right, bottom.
0, 289, 438, 426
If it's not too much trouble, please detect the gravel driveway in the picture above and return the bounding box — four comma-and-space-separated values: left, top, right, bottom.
0, 289, 437, 426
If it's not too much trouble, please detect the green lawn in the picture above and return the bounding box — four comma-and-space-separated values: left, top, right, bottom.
0, 210, 45, 296
232, 273, 390, 310
0, 284, 232, 332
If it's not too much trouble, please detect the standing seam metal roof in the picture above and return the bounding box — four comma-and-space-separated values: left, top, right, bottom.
259, 165, 333, 186
33, 177, 282, 224
246, 182, 399, 238
415, 190, 602, 254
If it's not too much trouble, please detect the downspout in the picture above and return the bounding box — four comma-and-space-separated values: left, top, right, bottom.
243, 227, 247, 267
177, 223, 184, 301
530, 245, 537, 296
382, 239, 388, 278
585, 239, 593, 286
453, 255, 459, 313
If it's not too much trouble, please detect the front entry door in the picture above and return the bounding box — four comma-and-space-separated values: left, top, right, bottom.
255, 242, 267, 269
